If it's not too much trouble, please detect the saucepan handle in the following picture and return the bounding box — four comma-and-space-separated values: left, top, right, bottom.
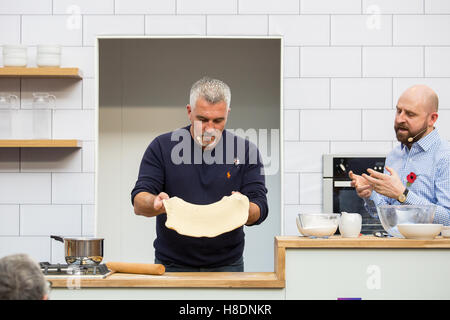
50, 235, 64, 243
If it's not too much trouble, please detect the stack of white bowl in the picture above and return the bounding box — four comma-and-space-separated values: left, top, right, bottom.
37, 44, 61, 67
2, 45, 28, 67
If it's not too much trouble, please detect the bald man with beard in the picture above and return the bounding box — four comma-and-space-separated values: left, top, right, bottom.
349, 84, 450, 225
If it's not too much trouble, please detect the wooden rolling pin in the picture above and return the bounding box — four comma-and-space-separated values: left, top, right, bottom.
106, 262, 165, 275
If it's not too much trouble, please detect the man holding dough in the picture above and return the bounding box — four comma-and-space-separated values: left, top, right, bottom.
350, 85, 450, 225
131, 77, 268, 271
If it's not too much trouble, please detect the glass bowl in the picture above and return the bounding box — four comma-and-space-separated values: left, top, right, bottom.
376, 205, 436, 238
296, 213, 340, 238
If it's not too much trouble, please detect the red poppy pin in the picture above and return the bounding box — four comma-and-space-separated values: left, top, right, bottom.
406, 172, 417, 187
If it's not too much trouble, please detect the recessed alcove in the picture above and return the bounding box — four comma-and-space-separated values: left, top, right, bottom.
97, 37, 282, 272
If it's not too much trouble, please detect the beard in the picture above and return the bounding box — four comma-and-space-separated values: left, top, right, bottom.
192, 122, 222, 149
196, 130, 221, 149
394, 122, 428, 145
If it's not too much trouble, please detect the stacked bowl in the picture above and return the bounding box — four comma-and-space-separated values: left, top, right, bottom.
3, 45, 27, 67
37, 45, 61, 67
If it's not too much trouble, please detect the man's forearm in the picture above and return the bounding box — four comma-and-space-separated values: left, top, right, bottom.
133, 192, 165, 217
246, 202, 261, 225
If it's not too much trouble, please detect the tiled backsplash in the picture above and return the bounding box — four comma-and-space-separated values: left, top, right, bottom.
1, 0, 450, 261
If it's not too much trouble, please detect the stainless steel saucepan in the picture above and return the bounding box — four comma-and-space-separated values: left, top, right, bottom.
50, 235, 104, 265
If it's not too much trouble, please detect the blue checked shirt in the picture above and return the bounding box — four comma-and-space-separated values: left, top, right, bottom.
365, 128, 450, 226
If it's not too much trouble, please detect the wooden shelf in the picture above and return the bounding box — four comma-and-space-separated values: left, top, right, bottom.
0, 67, 82, 79
0, 140, 82, 148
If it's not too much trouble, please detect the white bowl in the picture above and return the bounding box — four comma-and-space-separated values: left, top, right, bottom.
37, 44, 61, 54
3, 44, 27, 54
3, 44, 26, 49
441, 226, 450, 238
296, 213, 340, 238
37, 54, 61, 67
397, 223, 443, 240
3, 52, 27, 58
3, 56, 27, 67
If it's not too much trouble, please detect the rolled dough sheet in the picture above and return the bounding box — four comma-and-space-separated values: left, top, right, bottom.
163, 193, 250, 238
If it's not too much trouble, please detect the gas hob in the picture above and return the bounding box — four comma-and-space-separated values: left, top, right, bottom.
39, 262, 112, 279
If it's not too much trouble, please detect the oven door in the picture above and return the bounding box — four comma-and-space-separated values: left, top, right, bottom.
323, 179, 383, 234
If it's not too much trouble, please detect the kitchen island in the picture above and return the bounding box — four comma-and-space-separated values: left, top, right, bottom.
50, 236, 450, 300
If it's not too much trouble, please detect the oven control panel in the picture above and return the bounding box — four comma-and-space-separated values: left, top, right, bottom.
333, 157, 385, 179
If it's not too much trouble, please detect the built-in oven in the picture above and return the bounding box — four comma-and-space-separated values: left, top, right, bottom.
323, 154, 386, 234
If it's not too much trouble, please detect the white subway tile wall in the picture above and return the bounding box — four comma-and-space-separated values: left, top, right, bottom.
22, 15, 83, 46
283, 173, 299, 205
425, 47, 450, 77
284, 78, 330, 108
331, 78, 392, 108
0, 205, 20, 236
362, 47, 424, 77
81, 204, 95, 236
52, 0, 114, 15
363, 0, 424, 14
144, 15, 206, 35
20, 205, 82, 236
300, 47, 362, 77
299, 173, 322, 204
52, 110, 95, 140
83, 15, 145, 46
20, 148, 82, 172
283, 47, 300, 78
0, 15, 21, 44
284, 141, 329, 172
1, 0, 449, 260
269, 15, 330, 46
393, 15, 450, 45
0, 0, 52, 14
301, 0, 361, 14
425, 0, 450, 14
21, 78, 82, 109
51, 173, 95, 204
114, 0, 174, 14
207, 15, 268, 36
331, 15, 393, 46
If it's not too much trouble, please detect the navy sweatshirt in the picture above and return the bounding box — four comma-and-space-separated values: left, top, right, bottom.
131, 125, 268, 268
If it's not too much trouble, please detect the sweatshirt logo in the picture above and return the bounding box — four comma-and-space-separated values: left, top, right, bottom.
227, 171, 231, 179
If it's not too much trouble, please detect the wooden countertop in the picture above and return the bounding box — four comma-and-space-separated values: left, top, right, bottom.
276, 235, 450, 248
50, 271, 283, 288
49, 235, 450, 288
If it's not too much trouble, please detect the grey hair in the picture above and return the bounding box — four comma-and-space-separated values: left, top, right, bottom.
189, 76, 231, 110
0, 254, 48, 300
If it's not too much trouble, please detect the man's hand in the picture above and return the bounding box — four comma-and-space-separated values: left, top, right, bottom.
134, 191, 169, 217
362, 166, 405, 200
349, 170, 373, 198
232, 191, 260, 226
153, 192, 169, 212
